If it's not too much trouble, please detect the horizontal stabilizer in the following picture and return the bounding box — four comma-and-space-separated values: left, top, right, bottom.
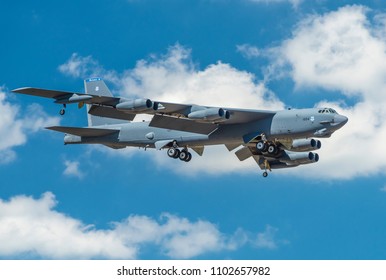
150, 114, 217, 135
46, 126, 119, 137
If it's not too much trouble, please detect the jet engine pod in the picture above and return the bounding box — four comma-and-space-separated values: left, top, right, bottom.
289, 138, 321, 152
116, 99, 153, 112
188, 107, 231, 122
279, 151, 319, 165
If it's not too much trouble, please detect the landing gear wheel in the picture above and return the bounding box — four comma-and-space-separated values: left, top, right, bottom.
167, 147, 178, 158
179, 150, 188, 161
267, 144, 278, 155
263, 171, 268, 178
185, 152, 192, 162
59, 108, 65, 115
179, 151, 192, 162
173, 149, 180, 159
256, 140, 267, 152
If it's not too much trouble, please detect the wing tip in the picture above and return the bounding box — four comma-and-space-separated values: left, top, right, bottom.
12, 87, 32, 93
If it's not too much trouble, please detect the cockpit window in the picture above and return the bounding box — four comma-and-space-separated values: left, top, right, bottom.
318, 108, 337, 114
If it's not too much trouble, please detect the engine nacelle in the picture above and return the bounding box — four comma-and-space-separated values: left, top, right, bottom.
287, 138, 321, 152
116, 99, 154, 112
279, 151, 319, 165
188, 108, 230, 122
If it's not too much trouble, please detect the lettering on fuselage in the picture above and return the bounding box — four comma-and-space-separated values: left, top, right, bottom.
302, 116, 315, 122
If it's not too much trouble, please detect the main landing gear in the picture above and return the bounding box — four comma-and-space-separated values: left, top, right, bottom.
255, 135, 275, 178
256, 139, 279, 155
167, 147, 192, 162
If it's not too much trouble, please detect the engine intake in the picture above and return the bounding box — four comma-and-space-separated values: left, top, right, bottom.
116, 98, 154, 112
288, 138, 321, 152
279, 151, 319, 165
188, 108, 230, 122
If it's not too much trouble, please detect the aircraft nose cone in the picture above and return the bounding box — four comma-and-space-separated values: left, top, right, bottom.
334, 114, 348, 127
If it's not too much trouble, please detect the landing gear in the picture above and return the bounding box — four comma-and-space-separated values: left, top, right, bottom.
256, 139, 279, 156
256, 140, 268, 152
59, 104, 66, 115
167, 147, 180, 158
262, 159, 271, 178
179, 150, 192, 162
167, 147, 192, 162
267, 143, 278, 155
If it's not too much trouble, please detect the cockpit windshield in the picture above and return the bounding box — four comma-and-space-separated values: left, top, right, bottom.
318, 108, 337, 114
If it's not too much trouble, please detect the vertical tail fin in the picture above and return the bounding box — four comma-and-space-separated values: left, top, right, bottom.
84, 78, 127, 126
84, 77, 113, 97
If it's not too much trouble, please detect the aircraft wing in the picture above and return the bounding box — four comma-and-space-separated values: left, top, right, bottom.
13, 87, 121, 106
13, 87, 276, 124
152, 101, 277, 124
149, 114, 218, 134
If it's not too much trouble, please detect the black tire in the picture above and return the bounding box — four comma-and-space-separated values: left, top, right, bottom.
256, 140, 267, 152
267, 144, 278, 155
167, 147, 177, 158
59, 108, 65, 115
179, 150, 188, 161
173, 149, 180, 159
184, 152, 192, 162
263, 171, 268, 177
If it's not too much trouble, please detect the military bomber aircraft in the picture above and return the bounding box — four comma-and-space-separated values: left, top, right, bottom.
13, 78, 348, 177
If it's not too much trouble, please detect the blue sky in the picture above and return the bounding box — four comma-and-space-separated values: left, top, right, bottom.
1, 0, 386, 259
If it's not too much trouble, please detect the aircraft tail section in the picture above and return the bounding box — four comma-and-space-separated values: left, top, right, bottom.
84, 77, 113, 97
84, 78, 128, 126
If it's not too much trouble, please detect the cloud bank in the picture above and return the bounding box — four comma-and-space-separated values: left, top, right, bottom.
58, 5, 386, 180
268, 5, 386, 178
248, 0, 302, 9
0, 88, 60, 164
0, 192, 279, 259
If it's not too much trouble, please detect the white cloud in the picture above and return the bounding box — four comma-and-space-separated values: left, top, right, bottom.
122, 45, 283, 110
281, 5, 386, 99
58, 53, 120, 85
22, 103, 60, 133
63, 160, 84, 179
237, 44, 261, 59
0, 88, 59, 164
265, 5, 386, 179
0, 89, 26, 151
254, 225, 279, 249
0, 192, 277, 259
248, 0, 302, 9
